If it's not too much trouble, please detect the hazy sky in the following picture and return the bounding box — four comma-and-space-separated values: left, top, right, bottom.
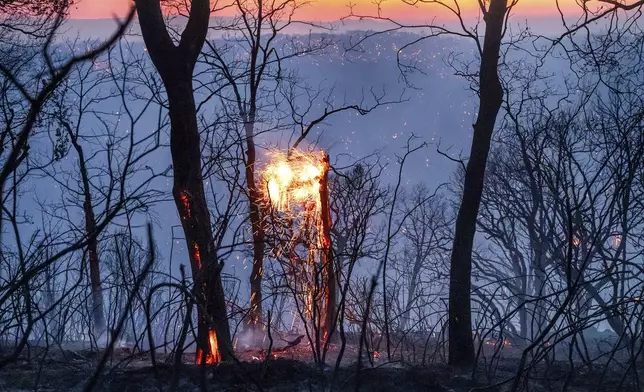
70, 0, 584, 21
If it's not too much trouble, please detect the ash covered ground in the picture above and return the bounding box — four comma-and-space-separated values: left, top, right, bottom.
0, 339, 640, 392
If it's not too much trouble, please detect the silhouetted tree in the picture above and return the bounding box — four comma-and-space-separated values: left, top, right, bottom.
348, 0, 515, 368
134, 0, 234, 361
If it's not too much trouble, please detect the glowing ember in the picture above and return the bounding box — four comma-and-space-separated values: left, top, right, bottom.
179, 191, 191, 219
193, 242, 202, 268
196, 330, 221, 364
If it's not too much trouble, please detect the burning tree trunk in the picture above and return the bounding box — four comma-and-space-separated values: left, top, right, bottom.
448, 0, 507, 370
135, 0, 233, 362
262, 150, 335, 346
319, 154, 336, 341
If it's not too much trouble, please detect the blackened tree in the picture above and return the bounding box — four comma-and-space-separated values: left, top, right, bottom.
134, 0, 234, 361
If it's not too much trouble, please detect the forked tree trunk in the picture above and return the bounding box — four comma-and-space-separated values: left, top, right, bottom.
448, 0, 507, 370
135, 0, 233, 361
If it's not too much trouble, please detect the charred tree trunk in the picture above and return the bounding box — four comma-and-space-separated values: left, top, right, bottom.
80, 157, 107, 338
245, 122, 265, 328
64, 131, 109, 337
168, 78, 233, 361
531, 265, 548, 338
62, 123, 108, 338
402, 254, 423, 331
319, 154, 336, 341
242, 5, 265, 329
86, 220, 106, 337
448, 0, 507, 371
135, 0, 233, 361
59, 114, 108, 338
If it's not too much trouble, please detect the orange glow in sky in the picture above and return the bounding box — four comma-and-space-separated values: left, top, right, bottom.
70, 0, 586, 21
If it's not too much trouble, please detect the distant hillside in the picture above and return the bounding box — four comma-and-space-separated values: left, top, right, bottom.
59, 18, 399, 41
60, 15, 571, 41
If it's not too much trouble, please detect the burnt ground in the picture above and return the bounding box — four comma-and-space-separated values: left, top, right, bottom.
0, 347, 640, 392
96, 360, 452, 392
1, 357, 447, 392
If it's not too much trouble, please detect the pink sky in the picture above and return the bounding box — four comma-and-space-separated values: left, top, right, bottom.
70, 0, 585, 21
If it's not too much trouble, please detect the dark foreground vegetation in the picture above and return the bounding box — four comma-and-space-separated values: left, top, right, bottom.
1, 349, 641, 392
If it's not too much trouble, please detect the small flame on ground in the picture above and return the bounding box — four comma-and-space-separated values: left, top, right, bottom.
196, 330, 221, 364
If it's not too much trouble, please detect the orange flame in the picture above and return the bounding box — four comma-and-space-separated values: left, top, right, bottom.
261, 150, 329, 320
263, 150, 325, 213
196, 330, 221, 364
179, 191, 191, 220
193, 242, 202, 268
